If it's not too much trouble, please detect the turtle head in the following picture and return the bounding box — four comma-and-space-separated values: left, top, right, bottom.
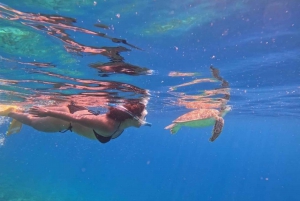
220, 105, 232, 116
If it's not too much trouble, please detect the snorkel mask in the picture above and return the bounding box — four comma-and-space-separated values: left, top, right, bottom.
108, 103, 152, 127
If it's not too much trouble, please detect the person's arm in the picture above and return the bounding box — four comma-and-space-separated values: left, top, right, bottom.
29, 106, 113, 132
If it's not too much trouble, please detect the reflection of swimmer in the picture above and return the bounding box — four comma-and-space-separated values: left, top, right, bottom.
90, 62, 153, 76
94, 23, 110, 29
110, 38, 142, 50
0, 101, 150, 144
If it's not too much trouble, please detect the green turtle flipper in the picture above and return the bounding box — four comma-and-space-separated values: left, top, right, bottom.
165, 123, 181, 134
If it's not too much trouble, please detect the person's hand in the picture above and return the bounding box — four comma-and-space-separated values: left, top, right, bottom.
29, 106, 49, 117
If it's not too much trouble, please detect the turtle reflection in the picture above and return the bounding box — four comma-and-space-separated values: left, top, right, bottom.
90, 62, 153, 77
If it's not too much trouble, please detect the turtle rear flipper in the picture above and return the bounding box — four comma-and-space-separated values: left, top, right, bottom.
209, 117, 224, 142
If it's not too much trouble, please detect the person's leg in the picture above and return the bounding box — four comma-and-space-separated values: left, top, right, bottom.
8, 111, 71, 133
0, 104, 73, 133
8, 112, 33, 126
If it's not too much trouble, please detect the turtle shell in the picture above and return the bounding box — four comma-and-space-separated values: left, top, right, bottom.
173, 109, 219, 123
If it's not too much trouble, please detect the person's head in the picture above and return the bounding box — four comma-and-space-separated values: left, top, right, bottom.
106, 101, 147, 125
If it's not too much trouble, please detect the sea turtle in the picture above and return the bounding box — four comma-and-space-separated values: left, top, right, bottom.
165, 105, 231, 142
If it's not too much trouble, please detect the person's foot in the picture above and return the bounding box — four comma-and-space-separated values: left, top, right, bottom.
0, 105, 19, 116
6, 119, 22, 136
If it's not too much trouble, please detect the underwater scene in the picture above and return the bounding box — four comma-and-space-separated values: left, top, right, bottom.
0, 0, 299, 200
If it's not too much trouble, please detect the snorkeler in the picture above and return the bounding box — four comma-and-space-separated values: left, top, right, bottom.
0, 100, 151, 144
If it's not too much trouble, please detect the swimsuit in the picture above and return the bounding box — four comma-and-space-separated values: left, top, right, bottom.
93, 121, 124, 144
59, 102, 124, 144
59, 123, 73, 133
59, 103, 86, 133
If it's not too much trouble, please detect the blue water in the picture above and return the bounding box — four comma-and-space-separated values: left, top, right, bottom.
0, 0, 300, 200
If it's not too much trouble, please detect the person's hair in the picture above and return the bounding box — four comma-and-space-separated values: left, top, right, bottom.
106, 101, 145, 121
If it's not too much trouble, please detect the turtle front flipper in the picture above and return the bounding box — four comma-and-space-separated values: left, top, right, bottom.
209, 116, 224, 142
165, 123, 181, 134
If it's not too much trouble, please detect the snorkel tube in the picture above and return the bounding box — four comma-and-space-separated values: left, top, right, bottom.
108, 103, 152, 127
